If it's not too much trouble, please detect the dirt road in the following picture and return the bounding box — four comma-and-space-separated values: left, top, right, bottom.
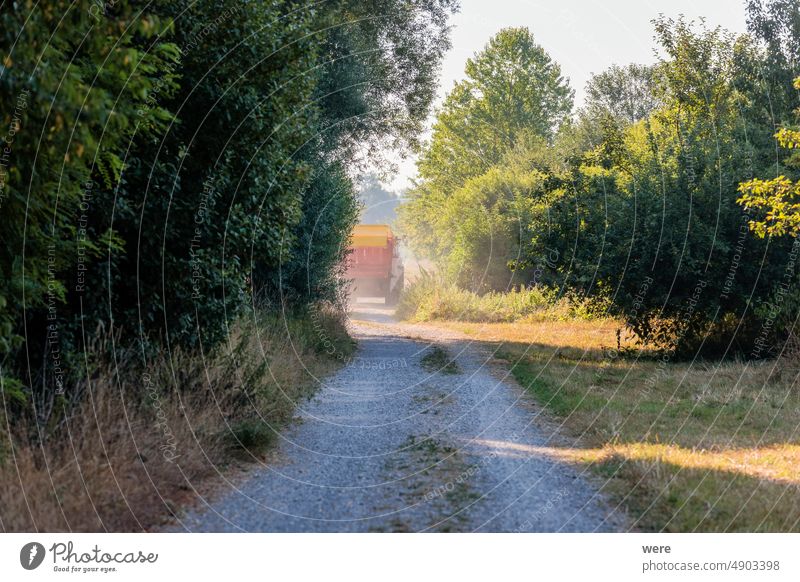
175, 305, 625, 532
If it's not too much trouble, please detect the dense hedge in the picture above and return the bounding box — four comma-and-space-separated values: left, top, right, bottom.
1, 1, 456, 420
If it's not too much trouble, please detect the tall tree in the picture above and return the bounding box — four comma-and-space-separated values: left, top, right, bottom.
312, 0, 459, 163
544, 16, 796, 353
0, 1, 178, 402
262, 0, 458, 302
737, 77, 800, 236
746, 0, 800, 113
401, 27, 573, 273
416, 27, 573, 194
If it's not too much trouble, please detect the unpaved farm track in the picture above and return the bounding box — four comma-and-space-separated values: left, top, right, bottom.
175, 306, 626, 532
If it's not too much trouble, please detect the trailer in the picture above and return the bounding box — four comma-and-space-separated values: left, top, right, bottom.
346, 224, 404, 305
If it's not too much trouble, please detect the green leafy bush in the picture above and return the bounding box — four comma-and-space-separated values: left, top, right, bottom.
400, 3, 800, 355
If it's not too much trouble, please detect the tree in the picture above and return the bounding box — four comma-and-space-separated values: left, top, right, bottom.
436, 161, 552, 291
92, 0, 321, 350
584, 64, 659, 125
401, 128, 572, 290
416, 27, 574, 194
745, 0, 800, 115
401, 27, 573, 276
262, 0, 457, 306
0, 1, 178, 404
312, 0, 459, 163
275, 160, 361, 304
0, 0, 457, 419
543, 16, 797, 354
74, 0, 458, 349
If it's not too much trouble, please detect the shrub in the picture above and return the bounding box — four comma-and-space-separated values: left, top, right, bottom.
0, 308, 353, 531
397, 269, 599, 323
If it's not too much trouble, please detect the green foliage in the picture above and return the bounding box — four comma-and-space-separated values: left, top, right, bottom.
1, 1, 178, 403
584, 64, 659, 125
107, 0, 321, 350
272, 160, 361, 305
745, 0, 800, 113
397, 268, 591, 323
739, 175, 800, 237
313, 0, 458, 159
401, 1, 800, 356
545, 16, 797, 353
400, 26, 574, 289
1, 1, 456, 420
737, 77, 800, 237
426, 158, 553, 290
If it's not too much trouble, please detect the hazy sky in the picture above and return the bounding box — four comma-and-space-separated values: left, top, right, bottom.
382, 0, 749, 191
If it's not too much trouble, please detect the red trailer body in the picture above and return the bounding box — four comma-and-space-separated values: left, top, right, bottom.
346, 224, 404, 304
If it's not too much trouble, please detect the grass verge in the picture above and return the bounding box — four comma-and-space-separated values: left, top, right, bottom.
420, 345, 461, 375
429, 318, 800, 532
0, 305, 354, 532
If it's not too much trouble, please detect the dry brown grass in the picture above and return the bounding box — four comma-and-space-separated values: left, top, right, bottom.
420, 318, 632, 354
0, 308, 353, 532
436, 318, 800, 531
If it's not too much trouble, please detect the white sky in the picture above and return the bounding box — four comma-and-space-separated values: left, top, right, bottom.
381, 0, 749, 192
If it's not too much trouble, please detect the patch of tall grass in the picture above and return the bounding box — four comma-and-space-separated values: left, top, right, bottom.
0, 305, 353, 532
397, 269, 602, 323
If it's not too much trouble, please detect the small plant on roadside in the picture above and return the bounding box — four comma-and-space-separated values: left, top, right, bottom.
420, 345, 461, 375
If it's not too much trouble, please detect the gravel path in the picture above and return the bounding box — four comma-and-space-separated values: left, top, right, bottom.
174, 305, 626, 532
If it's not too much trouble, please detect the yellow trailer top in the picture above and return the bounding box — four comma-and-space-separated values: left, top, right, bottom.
351, 224, 392, 248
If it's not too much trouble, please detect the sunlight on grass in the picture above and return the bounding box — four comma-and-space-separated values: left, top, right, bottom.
441, 319, 800, 532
